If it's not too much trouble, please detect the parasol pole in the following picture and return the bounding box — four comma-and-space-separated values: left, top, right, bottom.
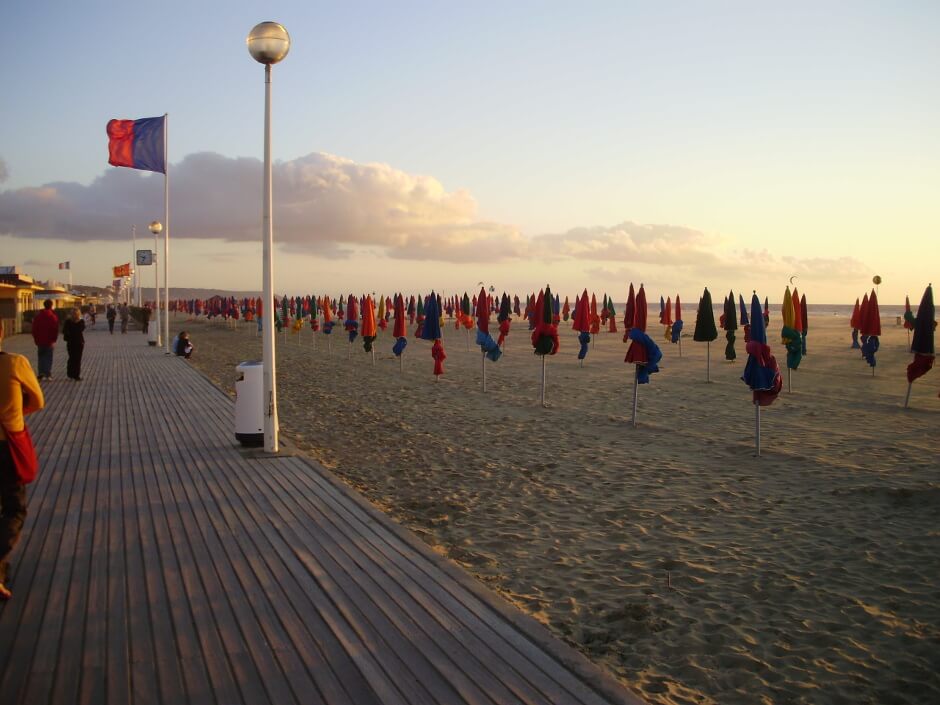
706, 342, 710, 382
903, 382, 913, 408
787, 367, 791, 393
678, 337, 682, 357
466, 328, 470, 352
482, 351, 486, 392
540, 355, 546, 407
631, 365, 639, 427
400, 351, 403, 374
755, 401, 761, 456
371, 347, 375, 366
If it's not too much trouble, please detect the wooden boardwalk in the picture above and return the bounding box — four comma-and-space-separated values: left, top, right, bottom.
0, 327, 645, 705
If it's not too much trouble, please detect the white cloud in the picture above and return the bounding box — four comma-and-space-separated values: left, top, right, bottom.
0, 151, 525, 263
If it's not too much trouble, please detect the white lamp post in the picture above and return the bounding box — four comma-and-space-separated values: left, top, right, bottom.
149, 220, 163, 347
247, 21, 290, 453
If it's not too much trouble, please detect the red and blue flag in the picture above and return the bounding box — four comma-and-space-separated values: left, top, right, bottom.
107, 116, 166, 173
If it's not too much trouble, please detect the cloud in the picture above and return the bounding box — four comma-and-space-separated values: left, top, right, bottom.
0, 152, 868, 288
0, 152, 525, 263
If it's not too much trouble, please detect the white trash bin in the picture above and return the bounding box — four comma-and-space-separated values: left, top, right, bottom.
235, 361, 264, 446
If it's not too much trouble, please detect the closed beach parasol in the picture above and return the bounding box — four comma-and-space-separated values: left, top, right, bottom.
850, 297, 862, 348
377, 295, 387, 331
800, 293, 808, 356
420, 291, 445, 378
724, 290, 738, 362
693, 288, 718, 381
531, 286, 560, 406
345, 294, 359, 358
904, 284, 935, 407
661, 296, 674, 343
497, 293, 512, 348
476, 286, 502, 390
903, 295, 915, 347
742, 292, 783, 455
781, 286, 802, 390
671, 294, 683, 354
392, 293, 408, 370
562, 296, 570, 321
739, 293, 750, 343
622, 283, 635, 341
573, 289, 591, 364
624, 285, 663, 426
361, 295, 377, 362
861, 289, 881, 373
589, 293, 601, 339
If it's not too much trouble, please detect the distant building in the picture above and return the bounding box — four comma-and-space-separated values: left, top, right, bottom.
0, 266, 43, 335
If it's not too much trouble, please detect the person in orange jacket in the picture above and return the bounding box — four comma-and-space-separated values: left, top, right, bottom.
0, 321, 45, 600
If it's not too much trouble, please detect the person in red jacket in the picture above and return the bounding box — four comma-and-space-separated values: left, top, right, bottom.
30, 299, 59, 380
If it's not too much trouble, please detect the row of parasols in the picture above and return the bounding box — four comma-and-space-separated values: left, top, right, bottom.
171, 283, 935, 452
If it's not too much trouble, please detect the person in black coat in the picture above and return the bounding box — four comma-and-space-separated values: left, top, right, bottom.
62, 307, 86, 381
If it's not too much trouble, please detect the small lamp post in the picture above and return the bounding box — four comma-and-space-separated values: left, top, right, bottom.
149, 220, 163, 347
247, 21, 290, 453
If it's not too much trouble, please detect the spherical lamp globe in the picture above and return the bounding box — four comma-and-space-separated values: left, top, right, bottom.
247, 22, 291, 65
149, 220, 163, 235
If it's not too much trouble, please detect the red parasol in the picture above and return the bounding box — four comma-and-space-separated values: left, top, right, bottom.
476, 286, 489, 334
623, 283, 636, 339
589, 294, 601, 335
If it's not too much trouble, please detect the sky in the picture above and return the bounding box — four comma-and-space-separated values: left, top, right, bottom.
1, 0, 938, 304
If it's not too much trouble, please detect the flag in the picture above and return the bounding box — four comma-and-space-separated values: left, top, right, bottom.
113, 263, 131, 278
58, 261, 70, 270
106, 116, 166, 173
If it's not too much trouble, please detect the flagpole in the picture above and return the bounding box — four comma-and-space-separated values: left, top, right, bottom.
132, 224, 137, 306
162, 112, 170, 354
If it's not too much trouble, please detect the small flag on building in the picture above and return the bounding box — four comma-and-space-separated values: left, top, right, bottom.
58, 261, 70, 270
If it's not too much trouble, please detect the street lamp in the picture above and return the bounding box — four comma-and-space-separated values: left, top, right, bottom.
149, 220, 163, 347
247, 21, 290, 453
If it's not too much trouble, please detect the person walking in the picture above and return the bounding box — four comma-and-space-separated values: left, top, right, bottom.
62, 308, 86, 381
106, 304, 116, 334
31, 299, 59, 380
0, 321, 45, 600
118, 303, 130, 334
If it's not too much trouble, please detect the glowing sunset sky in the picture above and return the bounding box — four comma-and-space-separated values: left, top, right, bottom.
1, 1, 937, 303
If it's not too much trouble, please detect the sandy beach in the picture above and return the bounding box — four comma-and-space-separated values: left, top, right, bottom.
174, 310, 938, 705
